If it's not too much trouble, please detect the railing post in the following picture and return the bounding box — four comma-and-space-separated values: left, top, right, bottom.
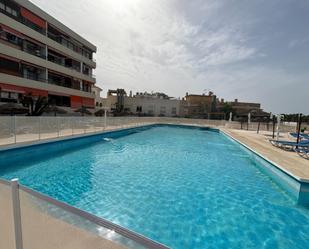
38, 117, 41, 140
57, 117, 60, 137
104, 109, 107, 130
11, 179, 23, 249
71, 117, 74, 135
84, 117, 86, 134
13, 115, 17, 144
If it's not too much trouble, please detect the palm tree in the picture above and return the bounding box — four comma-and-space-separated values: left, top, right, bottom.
21, 93, 48, 116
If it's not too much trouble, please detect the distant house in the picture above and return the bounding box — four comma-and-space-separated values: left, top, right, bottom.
182, 92, 217, 118
104, 89, 181, 117
125, 92, 181, 117
92, 86, 105, 109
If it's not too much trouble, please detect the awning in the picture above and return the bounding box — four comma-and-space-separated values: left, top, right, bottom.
20, 7, 46, 29
0, 24, 24, 38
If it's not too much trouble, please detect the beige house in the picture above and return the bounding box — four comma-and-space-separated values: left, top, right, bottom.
103, 90, 181, 117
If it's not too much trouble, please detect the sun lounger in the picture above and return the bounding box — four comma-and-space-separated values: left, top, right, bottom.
294, 148, 309, 159
289, 132, 309, 140
269, 139, 309, 151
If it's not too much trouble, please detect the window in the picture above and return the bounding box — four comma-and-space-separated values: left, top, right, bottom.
160, 106, 166, 114
96, 102, 99, 106
171, 107, 177, 115
6, 33, 20, 45
0, 91, 19, 102
12, 9, 17, 16
5, 6, 12, 14
1, 92, 9, 99
48, 94, 71, 107
136, 106, 142, 112
0, 3, 5, 10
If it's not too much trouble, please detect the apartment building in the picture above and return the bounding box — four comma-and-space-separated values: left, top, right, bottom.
0, 0, 96, 111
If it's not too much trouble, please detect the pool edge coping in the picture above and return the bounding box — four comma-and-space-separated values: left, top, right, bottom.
220, 129, 309, 184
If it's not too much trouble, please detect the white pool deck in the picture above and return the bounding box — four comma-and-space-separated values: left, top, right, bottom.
222, 129, 309, 183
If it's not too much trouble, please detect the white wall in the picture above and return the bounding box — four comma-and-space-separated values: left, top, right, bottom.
124, 97, 181, 116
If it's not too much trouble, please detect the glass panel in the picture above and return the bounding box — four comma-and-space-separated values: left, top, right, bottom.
58, 117, 73, 137
15, 116, 40, 143
39, 117, 58, 139
0, 116, 14, 146
0, 181, 15, 249
19, 189, 150, 249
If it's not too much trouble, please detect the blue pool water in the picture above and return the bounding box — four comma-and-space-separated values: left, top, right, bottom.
1, 125, 309, 248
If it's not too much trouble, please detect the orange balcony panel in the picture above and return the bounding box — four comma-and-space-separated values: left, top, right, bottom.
71, 95, 82, 109
0, 83, 48, 96
21, 7, 46, 29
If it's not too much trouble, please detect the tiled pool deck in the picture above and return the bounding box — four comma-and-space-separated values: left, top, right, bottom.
222, 129, 309, 183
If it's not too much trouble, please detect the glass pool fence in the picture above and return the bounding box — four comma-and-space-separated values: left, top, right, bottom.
0, 116, 297, 146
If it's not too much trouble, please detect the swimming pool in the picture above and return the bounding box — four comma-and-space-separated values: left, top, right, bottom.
0, 125, 309, 248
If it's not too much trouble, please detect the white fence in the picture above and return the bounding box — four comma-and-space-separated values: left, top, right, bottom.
0, 178, 170, 249
0, 116, 298, 146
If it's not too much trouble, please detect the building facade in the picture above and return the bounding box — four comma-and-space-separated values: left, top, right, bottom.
103, 90, 181, 117
125, 92, 181, 117
182, 92, 217, 118
92, 85, 104, 109
0, 0, 96, 111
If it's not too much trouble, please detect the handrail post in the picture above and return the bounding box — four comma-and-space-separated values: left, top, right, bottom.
38, 117, 41, 140
84, 117, 86, 134
11, 179, 23, 249
104, 109, 107, 130
57, 117, 60, 137
71, 117, 74, 135
13, 115, 17, 144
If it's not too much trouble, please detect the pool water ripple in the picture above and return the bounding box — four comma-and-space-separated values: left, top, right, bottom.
0, 126, 309, 249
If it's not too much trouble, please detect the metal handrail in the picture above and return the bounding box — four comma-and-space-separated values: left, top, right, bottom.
17, 182, 170, 249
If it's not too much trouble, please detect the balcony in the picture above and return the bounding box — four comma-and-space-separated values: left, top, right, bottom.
0, 2, 46, 35
47, 24, 94, 62
21, 64, 46, 82
22, 40, 46, 59
0, 27, 46, 59
48, 49, 81, 73
0, 0, 95, 63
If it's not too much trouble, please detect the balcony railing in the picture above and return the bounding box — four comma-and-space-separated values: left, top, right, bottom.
22, 46, 46, 59
22, 71, 46, 82
0, 8, 46, 35
0, 8, 95, 63
47, 31, 95, 62
48, 57, 81, 73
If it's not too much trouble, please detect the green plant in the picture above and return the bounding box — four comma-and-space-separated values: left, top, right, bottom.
21, 94, 48, 116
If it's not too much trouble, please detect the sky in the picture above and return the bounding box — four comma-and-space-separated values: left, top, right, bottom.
31, 0, 309, 114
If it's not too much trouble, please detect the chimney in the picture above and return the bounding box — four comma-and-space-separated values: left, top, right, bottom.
209, 91, 213, 96
221, 98, 224, 103
129, 91, 132, 97
186, 92, 188, 96
235, 99, 238, 103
